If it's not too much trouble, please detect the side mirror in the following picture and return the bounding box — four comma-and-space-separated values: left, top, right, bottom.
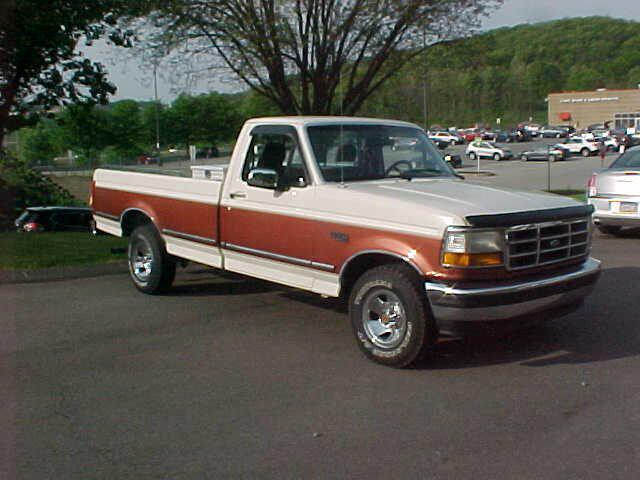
247, 168, 279, 189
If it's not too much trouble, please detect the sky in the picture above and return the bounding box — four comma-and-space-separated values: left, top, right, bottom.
81, 0, 640, 103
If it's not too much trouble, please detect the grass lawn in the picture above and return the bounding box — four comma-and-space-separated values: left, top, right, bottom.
0, 232, 127, 270
549, 189, 587, 203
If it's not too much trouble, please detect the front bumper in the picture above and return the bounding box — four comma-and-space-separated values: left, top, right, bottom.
425, 258, 601, 333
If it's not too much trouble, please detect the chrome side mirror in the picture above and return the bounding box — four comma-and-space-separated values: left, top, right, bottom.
247, 168, 279, 189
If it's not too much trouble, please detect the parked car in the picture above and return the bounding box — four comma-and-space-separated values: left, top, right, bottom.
594, 136, 619, 152
443, 153, 462, 168
137, 153, 161, 165
428, 131, 462, 145
480, 130, 497, 141
391, 136, 419, 151
14, 207, 93, 233
540, 126, 569, 138
555, 137, 599, 157
523, 123, 541, 137
520, 147, 568, 162
466, 141, 513, 160
494, 129, 530, 143
588, 146, 640, 235
90, 116, 600, 367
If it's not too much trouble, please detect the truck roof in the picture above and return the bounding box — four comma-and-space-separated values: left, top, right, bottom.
245, 116, 421, 129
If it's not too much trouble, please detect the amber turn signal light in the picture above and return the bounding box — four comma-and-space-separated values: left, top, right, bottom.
443, 252, 503, 267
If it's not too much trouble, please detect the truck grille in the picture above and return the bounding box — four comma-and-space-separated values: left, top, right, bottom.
506, 218, 590, 271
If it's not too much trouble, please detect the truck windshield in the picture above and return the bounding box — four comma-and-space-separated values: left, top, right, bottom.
306, 124, 455, 182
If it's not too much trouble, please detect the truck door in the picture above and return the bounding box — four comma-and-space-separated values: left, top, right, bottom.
220, 125, 316, 289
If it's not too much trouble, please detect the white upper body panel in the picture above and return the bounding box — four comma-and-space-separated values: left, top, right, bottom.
94, 117, 580, 239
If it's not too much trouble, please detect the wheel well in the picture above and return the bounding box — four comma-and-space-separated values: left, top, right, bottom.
340, 253, 421, 299
121, 210, 154, 236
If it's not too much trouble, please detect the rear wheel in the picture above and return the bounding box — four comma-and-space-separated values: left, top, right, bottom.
521, 154, 528, 161
349, 264, 435, 368
549, 154, 556, 162
468, 152, 476, 160
597, 225, 622, 236
581, 148, 591, 157
493, 153, 501, 161
128, 224, 176, 294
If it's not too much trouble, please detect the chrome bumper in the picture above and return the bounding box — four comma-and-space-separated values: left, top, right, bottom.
425, 258, 601, 326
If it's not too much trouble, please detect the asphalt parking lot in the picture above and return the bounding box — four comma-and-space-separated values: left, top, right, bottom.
2, 228, 640, 479
445, 138, 619, 191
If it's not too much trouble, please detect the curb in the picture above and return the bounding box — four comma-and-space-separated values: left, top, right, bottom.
0, 261, 128, 285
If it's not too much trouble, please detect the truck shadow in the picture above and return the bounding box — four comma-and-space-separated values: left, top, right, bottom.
418, 266, 640, 370
167, 268, 282, 297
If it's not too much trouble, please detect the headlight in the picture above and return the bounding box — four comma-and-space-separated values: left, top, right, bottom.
442, 228, 505, 268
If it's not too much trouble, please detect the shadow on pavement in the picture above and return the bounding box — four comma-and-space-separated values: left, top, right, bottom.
598, 227, 640, 239
160, 262, 639, 370
419, 266, 640, 370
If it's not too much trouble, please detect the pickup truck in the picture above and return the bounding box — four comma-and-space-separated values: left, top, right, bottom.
91, 116, 601, 368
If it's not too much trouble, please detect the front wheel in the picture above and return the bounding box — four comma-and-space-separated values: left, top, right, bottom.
468, 152, 476, 160
493, 153, 501, 161
128, 224, 176, 294
349, 264, 435, 368
581, 148, 591, 157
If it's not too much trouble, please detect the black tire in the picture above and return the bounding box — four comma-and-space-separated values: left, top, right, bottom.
549, 155, 556, 162
349, 264, 435, 368
597, 225, 622, 236
468, 152, 476, 160
521, 154, 528, 161
493, 153, 501, 161
128, 223, 176, 294
581, 148, 590, 157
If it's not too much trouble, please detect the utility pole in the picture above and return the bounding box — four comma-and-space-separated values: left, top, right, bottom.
153, 63, 160, 152
422, 28, 428, 130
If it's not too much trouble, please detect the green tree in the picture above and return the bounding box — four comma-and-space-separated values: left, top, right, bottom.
0, 0, 133, 145
108, 100, 145, 159
58, 104, 109, 165
19, 119, 64, 165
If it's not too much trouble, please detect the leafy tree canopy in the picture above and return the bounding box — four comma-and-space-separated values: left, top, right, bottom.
0, 0, 135, 144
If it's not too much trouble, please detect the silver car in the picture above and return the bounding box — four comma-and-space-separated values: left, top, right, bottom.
588, 146, 640, 235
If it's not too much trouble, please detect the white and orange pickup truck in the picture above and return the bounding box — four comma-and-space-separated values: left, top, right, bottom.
91, 117, 601, 367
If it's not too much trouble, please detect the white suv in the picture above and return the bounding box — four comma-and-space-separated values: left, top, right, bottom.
428, 131, 462, 145
466, 141, 513, 161
555, 137, 599, 157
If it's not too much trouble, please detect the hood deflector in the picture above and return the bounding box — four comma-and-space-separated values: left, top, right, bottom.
466, 205, 594, 228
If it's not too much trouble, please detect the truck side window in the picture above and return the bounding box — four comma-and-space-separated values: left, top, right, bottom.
242, 133, 308, 187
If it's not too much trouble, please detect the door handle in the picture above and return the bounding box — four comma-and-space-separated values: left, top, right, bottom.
230, 191, 247, 199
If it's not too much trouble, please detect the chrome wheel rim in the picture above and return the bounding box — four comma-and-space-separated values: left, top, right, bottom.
130, 238, 153, 282
361, 288, 407, 349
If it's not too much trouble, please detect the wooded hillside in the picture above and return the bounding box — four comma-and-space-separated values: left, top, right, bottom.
361, 16, 640, 127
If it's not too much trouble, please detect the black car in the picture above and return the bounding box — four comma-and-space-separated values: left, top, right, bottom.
443, 153, 462, 168
15, 207, 93, 233
539, 126, 569, 138
495, 129, 530, 143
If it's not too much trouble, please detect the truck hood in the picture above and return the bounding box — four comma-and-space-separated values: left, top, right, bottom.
314, 178, 580, 237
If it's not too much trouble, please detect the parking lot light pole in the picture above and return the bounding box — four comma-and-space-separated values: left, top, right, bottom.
547, 144, 551, 191
153, 64, 160, 152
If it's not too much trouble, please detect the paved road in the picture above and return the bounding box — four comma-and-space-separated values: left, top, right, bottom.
2, 230, 640, 479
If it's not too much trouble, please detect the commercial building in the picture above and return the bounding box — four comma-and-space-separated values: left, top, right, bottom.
548, 88, 640, 130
